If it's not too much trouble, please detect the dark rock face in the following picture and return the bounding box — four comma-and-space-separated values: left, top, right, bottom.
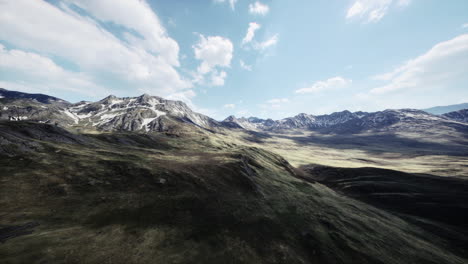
221, 116, 244, 129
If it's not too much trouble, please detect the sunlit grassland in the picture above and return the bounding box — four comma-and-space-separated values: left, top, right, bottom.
213, 129, 468, 178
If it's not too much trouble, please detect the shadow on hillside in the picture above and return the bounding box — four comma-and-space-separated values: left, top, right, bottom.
243, 131, 273, 143
277, 133, 468, 156
300, 165, 468, 257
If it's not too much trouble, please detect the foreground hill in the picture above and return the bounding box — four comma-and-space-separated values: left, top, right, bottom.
0, 121, 467, 264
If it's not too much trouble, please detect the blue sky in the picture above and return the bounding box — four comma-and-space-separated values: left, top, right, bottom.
1, 0, 468, 120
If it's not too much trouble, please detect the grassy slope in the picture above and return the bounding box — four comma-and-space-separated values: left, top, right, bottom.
0, 122, 467, 263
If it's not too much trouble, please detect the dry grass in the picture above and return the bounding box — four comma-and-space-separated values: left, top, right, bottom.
214, 129, 468, 178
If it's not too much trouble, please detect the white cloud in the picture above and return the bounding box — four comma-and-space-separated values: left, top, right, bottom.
295, 77, 352, 94
230, 0, 238, 10
371, 34, 468, 95
242, 22, 261, 45
211, 70, 228, 86
346, 0, 409, 23
240, 60, 252, 71
397, 0, 411, 6
193, 34, 233, 86
0, 44, 108, 97
0, 81, 36, 94
253, 34, 279, 50
66, 0, 179, 66
214, 0, 238, 10
236, 109, 250, 116
193, 35, 233, 74
165, 89, 196, 107
241, 23, 278, 52
0, 0, 190, 97
223, 103, 236, 109
260, 98, 290, 109
267, 98, 289, 104
249, 1, 269, 16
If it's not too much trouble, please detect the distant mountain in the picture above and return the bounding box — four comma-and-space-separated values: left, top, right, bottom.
224, 109, 468, 134
422, 103, 468, 115
222, 111, 358, 131
443, 109, 468, 123
0, 88, 69, 105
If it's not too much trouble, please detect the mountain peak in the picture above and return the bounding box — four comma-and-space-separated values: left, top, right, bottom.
100, 94, 117, 102
223, 115, 238, 122
139, 93, 151, 98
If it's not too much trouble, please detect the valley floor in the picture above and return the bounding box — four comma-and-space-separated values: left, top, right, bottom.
224, 130, 468, 178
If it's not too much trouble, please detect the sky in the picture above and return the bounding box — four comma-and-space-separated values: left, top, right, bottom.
1, 0, 468, 120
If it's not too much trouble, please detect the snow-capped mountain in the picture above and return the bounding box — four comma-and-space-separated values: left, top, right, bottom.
223, 110, 363, 131
223, 109, 468, 134
0, 89, 219, 132
68, 94, 219, 132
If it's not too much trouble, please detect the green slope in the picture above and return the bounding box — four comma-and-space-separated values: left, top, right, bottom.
0, 121, 467, 264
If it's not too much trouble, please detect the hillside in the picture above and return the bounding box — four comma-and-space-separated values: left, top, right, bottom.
0, 121, 467, 264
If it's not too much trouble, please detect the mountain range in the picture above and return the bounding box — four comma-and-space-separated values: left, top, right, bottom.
222, 108, 468, 134
2, 88, 468, 135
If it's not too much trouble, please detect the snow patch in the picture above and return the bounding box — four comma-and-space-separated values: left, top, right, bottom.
100, 112, 123, 120
72, 103, 89, 109
109, 99, 123, 107
76, 112, 92, 119
141, 117, 157, 132
63, 110, 80, 124
154, 109, 166, 117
